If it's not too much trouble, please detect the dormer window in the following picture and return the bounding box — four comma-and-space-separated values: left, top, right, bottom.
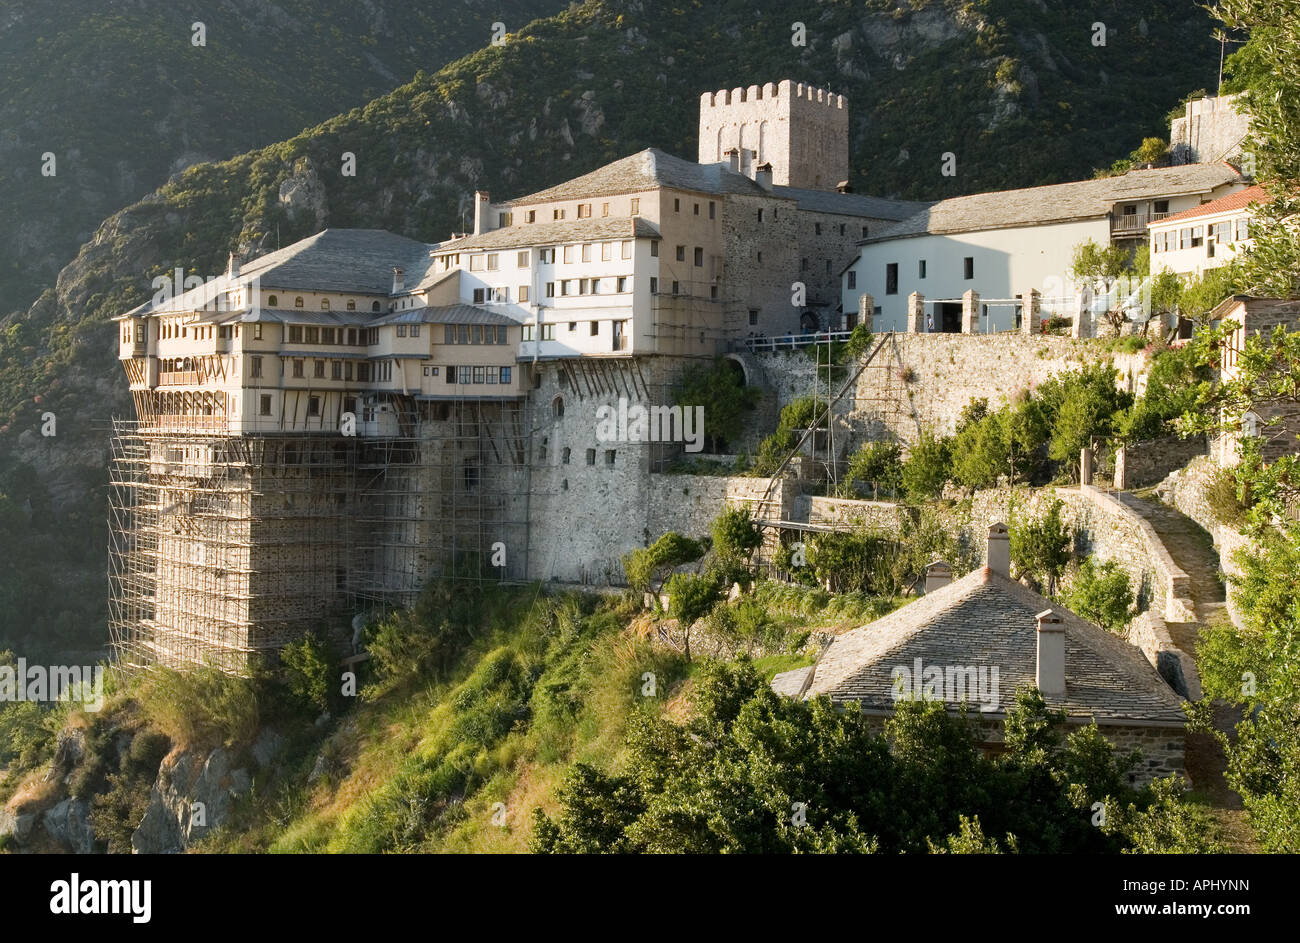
294, 297, 304, 308
372, 301, 381, 312
268, 295, 278, 306
321, 299, 329, 310
347, 299, 356, 311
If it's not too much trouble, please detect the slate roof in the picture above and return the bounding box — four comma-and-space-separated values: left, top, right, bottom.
440, 216, 660, 252
371, 304, 518, 326
770, 185, 928, 221
501, 148, 774, 204
1155, 184, 1270, 225
862, 163, 1246, 244
792, 567, 1186, 726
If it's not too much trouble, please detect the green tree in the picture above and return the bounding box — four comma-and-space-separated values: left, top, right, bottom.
675, 358, 761, 452
623, 531, 706, 597
1010, 499, 1073, 593
1062, 558, 1136, 632
842, 440, 903, 498
280, 632, 336, 713
901, 431, 952, 500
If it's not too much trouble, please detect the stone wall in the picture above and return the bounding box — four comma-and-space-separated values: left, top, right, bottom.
1115, 434, 1208, 490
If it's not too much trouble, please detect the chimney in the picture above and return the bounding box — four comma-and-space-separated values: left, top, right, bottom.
724, 147, 740, 173
923, 559, 952, 594
1035, 608, 1066, 698
987, 522, 1010, 577
392, 267, 405, 294
755, 162, 773, 190
473, 190, 492, 236
227, 252, 240, 279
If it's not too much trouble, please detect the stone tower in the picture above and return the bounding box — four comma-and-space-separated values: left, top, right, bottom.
698, 80, 849, 191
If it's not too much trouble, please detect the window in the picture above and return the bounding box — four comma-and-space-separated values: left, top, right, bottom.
826, 260, 833, 274
602, 242, 612, 261
963, 257, 974, 280
347, 299, 356, 311
446, 367, 456, 384
591, 278, 601, 294
517, 250, 529, 267
815, 223, 822, 235
321, 328, 335, 344
602, 203, 610, 217
526, 210, 536, 223
267, 295, 278, 307
472, 366, 486, 384
839, 224, 846, 235
630, 198, 640, 215
885, 263, 899, 295
490, 287, 507, 303
585, 448, 596, 466
259, 394, 272, 416
862, 225, 868, 237
345, 363, 352, 380
709, 201, 716, 219
562, 245, 575, 264
617, 277, 628, 292
674, 198, 680, 213
578, 203, 591, 218
605, 449, 615, 466
649, 277, 658, 294
498, 212, 512, 227
621, 240, 632, 260
757, 209, 764, 222
1180, 227, 1192, 250
411, 325, 420, 338
1191, 226, 1204, 248
254, 324, 263, 340
397, 325, 407, 337
293, 359, 304, 378
553, 208, 565, 220
332, 361, 342, 380
459, 366, 472, 384
500, 366, 511, 384
519, 285, 530, 302
801, 258, 809, 271
578, 279, 589, 295
540, 248, 554, 264
542, 324, 554, 340
372, 301, 381, 312
1237, 217, 1250, 241
321, 299, 330, 309
649, 240, 658, 257
358, 363, 371, 381
919, 260, 927, 279
672, 281, 680, 294
562, 447, 571, 464
251, 356, 263, 378
673, 245, 684, 262
693, 203, 700, 216
308, 396, 320, 417
486, 254, 499, 271
847, 271, 856, 289
314, 360, 325, 379
295, 297, 304, 308
582, 243, 592, 263
473, 288, 485, 304
694, 247, 704, 267
749, 309, 758, 326
305, 327, 319, 344
590, 321, 599, 336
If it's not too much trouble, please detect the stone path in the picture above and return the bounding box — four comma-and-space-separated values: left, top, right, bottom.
1124, 491, 1257, 852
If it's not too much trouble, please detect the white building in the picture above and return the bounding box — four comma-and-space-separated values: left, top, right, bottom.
840, 164, 1247, 333
1149, 184, 1267, 278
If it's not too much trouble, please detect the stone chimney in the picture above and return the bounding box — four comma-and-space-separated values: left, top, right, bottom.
987, 522, 1010, 577
473, 190, 492, 236
724, 147, 740, 173
392, 267, 405, 294
924, 560, 952, 594
227, 252, 240, 279
755, 162, 773, 190
1035, 608, 1066, 698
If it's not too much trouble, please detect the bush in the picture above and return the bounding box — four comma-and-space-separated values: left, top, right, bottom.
1204, 465, 1249, 527
1062, 558, 1135, 632
280, 632, 336, 714
138, 667, 260, 750
843, 440, 903, 498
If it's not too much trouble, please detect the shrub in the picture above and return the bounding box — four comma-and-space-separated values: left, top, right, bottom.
280, 632, 336, 714
1203, 465, 1249, 527
843, 440, 903, 498
1010, 499, 1073, 593
138, 667, 260, 750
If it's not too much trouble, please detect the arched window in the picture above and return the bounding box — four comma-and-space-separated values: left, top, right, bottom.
321, 299, 330, 310
552, 395, 565, 419
294, 297, 304, 308
372, 301, 381, 312
268, 295, 278, 306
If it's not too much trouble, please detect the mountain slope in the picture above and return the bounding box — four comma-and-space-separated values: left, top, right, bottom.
0, 0, 564, 315
0, 0, 1219, 657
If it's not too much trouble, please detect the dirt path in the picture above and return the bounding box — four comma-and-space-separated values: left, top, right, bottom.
1123, 491, 1257, 852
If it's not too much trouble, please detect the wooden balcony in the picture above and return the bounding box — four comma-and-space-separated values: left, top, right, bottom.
158, 371, 200, 386
1110, 211, 1169, 235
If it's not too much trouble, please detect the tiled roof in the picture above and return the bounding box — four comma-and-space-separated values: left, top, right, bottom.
864, 163, 1246, 244
798, 567, 1186, 725
501, 148, 773, 205
1154, 184, 1270, 225
440, 216, 660, 252
770, 185, 928, 221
